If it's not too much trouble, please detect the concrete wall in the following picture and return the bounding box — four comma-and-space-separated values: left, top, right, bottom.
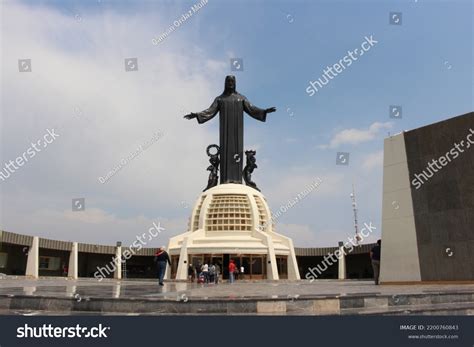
346, 253, 373, 279
296, 256, 338, 279
0, 244, 28, 275
405, 112, 474, 281
78, 252, 116, 278
123, 256, 155, 278
381, 112, 474, 282
38, 249, 69, 277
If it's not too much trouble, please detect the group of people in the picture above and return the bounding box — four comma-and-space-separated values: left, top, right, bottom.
188, 259, 244, 284
228, 259, 244, 283
153, 248, 245, 286
189, 263, 221, 284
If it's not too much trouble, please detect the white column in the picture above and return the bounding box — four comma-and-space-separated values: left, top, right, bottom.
380, 133, 421, 282
68, 242, 78, 279
337, 242, 346, 280
114, 245, 122, 280
265, 236, 279, 280
286, 239, 301, 280
25, 236, 39, 278
174, 240, 188, 280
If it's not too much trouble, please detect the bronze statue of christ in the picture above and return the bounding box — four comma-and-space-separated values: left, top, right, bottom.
184, 75, 276, 184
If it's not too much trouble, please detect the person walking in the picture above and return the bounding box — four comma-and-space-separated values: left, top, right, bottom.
195, 263, 202, 282
370, 239, 381, 285
154, 246, 171, 286
209, 264, 216, 284
228, 259, 236, 283
188, 264, 195, 282
201, 263, 209, 283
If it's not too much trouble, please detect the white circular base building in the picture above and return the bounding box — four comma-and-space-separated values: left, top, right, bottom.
166, 184, 300, 280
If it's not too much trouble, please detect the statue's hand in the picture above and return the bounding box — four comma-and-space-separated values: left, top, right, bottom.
184, 113, 197, 120
265, 107, 276, 114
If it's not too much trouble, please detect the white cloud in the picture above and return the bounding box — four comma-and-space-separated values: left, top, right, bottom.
262, 168, 346, 206
5, 205, 187, 247
301, 227, 381, 248
278, 223, 380, 248
319, 122, 392, 149
361, 150, 384, 171
0, 2, 222, 243
0, 2, 386, 251
276, 223, 319, 247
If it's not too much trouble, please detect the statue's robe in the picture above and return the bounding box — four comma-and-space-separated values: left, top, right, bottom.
196, 92, 267, 184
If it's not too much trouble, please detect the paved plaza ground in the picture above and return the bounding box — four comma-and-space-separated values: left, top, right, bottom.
1, 277, 473, 315
1, 277, 474, 299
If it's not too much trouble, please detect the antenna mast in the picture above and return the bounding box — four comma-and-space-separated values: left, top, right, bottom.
350, 183, 361, 245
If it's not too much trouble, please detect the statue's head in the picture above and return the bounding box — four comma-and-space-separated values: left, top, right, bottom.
224, 75, 236, 93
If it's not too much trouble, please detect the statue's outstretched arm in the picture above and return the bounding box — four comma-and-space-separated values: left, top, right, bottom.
243, 97, 276, 122
184, 98, 219, 124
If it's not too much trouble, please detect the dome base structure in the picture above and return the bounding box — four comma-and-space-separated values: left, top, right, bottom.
166, 184, 300, 280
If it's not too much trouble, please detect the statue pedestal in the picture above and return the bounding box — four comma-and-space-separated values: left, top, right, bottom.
167, 184, 300, 281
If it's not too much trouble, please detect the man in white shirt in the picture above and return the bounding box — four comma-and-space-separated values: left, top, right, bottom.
201, 263, 209, 283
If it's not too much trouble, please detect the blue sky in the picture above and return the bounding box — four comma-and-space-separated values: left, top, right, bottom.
1, 0, 472, 247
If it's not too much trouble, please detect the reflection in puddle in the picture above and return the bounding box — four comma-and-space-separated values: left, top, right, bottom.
66, 285, 76, 297
23, 286, 36, 295
113, 283, 121, 298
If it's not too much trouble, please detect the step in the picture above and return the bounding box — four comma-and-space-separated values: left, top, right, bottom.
341, 301, 474, 315
1, 291, 474, 315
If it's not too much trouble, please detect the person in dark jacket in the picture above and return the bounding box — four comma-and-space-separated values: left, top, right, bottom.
154, 246, 171, 286
188, 264, 195, 282
370, 240, 381, 285
195, 263, 202, 282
